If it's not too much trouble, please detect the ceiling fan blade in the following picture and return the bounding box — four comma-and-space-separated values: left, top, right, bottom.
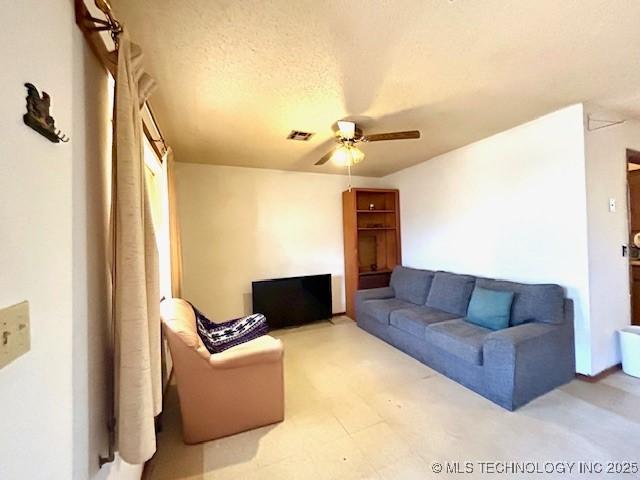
361, 130, 421, 142
314, 149, 335, 165
337, 120, 356, 140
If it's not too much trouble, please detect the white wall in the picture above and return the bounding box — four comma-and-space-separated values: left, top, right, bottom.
0, 1, 75, 478
0, 2, 143, 479
72, 32, 113, 480
383, 105, 594, 374
583, 104, 640, 375
176, 163, 382, 319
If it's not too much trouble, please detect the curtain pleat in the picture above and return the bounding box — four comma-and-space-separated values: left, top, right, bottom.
166, 148, 184, 298
112, 32, 161, 465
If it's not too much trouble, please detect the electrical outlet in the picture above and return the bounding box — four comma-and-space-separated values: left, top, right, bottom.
0, 301, 30, 369
609, 198, 616, 212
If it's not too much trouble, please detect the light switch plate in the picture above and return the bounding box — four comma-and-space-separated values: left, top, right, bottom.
0, 301, 31, 369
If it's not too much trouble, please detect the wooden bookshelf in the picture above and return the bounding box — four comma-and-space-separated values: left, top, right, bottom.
359, 269, 393, 276
343, 188, 401, 319
357, 227, 396, 231
356, 209, 396, 213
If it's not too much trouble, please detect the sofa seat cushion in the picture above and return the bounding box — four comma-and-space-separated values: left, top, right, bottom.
425, 319, 492, 365
475, 278, 564, 325
390, 306, 460, 338
360, 298, 414, 324
390, 266, 436, 305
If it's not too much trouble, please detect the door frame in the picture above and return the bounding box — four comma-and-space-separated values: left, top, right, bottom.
626, 149, 640, 326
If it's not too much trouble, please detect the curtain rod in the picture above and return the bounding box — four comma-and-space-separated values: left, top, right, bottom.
75, 0, 169, 160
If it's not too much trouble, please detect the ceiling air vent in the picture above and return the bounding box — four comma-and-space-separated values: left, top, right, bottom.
287, 130, 314, 141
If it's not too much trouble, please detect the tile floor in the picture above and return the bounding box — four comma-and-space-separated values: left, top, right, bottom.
146, 317, 640, 480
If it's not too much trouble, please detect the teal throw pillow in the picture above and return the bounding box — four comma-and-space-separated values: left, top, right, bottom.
466, 286, 514, 330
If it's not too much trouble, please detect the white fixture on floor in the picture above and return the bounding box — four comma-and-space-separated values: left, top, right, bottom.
619, 326, 640, 378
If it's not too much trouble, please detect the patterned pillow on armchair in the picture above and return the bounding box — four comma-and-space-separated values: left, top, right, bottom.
192, 304, 269, 354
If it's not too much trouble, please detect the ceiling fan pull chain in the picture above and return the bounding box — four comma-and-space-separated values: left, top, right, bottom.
348, 165, 352, 192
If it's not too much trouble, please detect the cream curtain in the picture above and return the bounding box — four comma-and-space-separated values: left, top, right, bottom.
111, 32, 162, 464
166, 148, 184, 298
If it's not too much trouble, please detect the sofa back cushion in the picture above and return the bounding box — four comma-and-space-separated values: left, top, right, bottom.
426, 272, 476, 316
390, 266, 435, 305
475, 278, 565, 325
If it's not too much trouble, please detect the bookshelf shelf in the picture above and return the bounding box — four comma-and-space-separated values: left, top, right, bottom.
356, 209, 395, 213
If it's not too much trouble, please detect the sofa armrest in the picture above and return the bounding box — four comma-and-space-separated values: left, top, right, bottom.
356, 286, 395, 303
355, 287, 395, 320
208, 336, 284, 369
483, 321, 575, 409
484, 322, 570, 368
484, 322, 557, 349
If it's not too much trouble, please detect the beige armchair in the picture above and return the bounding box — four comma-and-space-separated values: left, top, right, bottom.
160, 298, 284, 444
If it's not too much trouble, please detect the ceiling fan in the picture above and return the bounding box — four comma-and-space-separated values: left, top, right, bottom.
315, 120, 421, 167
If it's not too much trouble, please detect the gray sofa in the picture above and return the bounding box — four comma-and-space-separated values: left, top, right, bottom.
356, 266, 575, 410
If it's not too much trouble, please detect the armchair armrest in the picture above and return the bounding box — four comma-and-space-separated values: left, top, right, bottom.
208, 336, 283, 369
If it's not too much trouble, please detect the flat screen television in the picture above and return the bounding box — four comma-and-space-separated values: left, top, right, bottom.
252, 274, 332, 329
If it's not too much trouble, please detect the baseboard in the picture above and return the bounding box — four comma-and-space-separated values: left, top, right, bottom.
575, 363, 622, 383
332, 311, 346, 317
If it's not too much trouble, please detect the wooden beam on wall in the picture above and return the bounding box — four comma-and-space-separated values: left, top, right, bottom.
143, 122, 165, 161
74, 0, 168, 160
75, 0, 117, 77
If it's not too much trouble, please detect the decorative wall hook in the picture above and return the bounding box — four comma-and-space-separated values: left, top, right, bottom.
23, 83, 70, 143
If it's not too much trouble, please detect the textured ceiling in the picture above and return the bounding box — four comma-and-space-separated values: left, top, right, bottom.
111, 0, 640, 177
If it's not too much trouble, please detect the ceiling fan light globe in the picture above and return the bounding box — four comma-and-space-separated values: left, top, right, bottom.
351, 146, 365, 164
331, 145, 352, 166
331, 145, 364, 167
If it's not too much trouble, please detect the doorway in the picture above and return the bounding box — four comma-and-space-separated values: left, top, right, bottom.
626, 149, 640, 326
